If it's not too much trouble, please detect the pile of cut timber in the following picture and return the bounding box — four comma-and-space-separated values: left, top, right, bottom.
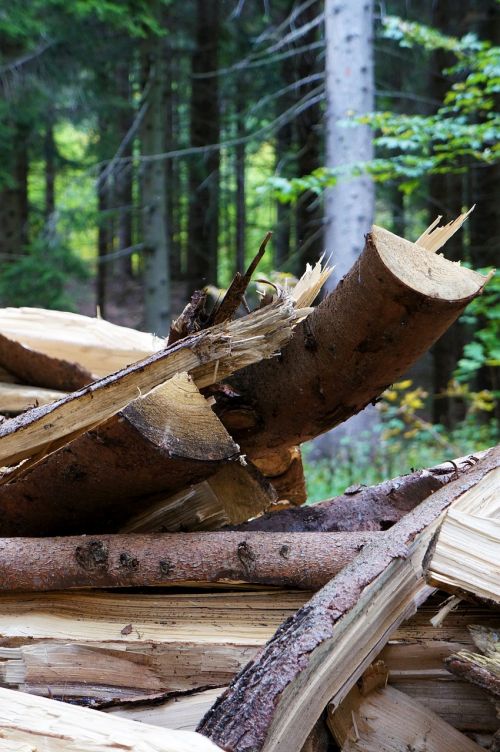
0, 218, 498, 752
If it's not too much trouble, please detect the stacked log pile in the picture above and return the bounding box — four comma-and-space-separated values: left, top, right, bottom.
0, 217, 498, 752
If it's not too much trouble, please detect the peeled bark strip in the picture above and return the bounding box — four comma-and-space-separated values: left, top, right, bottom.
221, 225, 490, 457
328, 684, 483, 752
0, 306, 164, 376
197, 447, 499, 752
0, 373, 239, 536
0, 530, 379, 591
0, 686, 222, 752
0, 296, 302, 470
0, 331, 92, 390
230, 454, 479, 533
425, 466, 500, 603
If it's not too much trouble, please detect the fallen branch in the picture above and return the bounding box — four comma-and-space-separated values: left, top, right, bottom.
0, 530, 379, 591
229, 454, 480, 532
328, 682, 483, 751
197, 446, 499, 752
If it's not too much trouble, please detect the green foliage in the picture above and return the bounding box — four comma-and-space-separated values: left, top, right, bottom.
304, 379, 498, 503
0, 235, 88, 310
456, 268, 500, 383
265, 15, 500, 201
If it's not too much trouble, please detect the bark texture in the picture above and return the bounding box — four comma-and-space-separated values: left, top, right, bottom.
229, 455, 479, 533
0, 531, 379, 591
197, 447, 499, 752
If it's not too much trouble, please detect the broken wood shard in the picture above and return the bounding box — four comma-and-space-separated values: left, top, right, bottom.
0, 686, 222, 751
0, 295, 303, 470
0, 530, 379, 591
197, 447, 499, 752
328, 683, 483, 752
425, 466, 500, 603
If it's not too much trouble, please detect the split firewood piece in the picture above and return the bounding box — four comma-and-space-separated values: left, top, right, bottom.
445, 625, 500, 698
0, 373, 239, 536
0, 686, 222, 752
0, 306, 164, 376
197, 447, 499, 752
0, 382, 67, 412
0, 590, 497, 721
0, 331, 93, 390
230, 453, 480, 532
220, 221, 491, 458
425, 465, 500, 603
0, 293, 304, 470
327, 683, 483, 752
0, 530, 379, 591
0, 589, 309, 703
107, 688, 226, 731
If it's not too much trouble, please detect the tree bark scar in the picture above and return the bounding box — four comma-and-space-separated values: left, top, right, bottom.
74, 540, 109, 571
237, 540, 257, 572
279, 544, 291, 559
119, 552, 139, 570
159, 558, 174, 576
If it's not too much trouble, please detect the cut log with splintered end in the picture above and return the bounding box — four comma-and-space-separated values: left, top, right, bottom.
0, 686, 222, 752
197, 447, 499, 752
328, 683, 483, 752
445, 625, 500, 699
222, 223, 489, 456
0, 530, 379, 591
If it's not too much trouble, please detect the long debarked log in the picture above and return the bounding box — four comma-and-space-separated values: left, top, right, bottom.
229, 454, 480, 532
219, 225, 490, 457
197, 446, 500, 752
0, 686, 222, 752
0, 530, 380, 591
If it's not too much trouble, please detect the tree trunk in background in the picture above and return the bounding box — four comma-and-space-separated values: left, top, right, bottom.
140, 32, 170, 335
235, 90, 246, 274
295, 0, 323, 271
97, 163, 111, 317
0, 122, 29, 257
115, 59, 134, 279
44, 120, 56, 224
187, 0, 220, 290
324, 0, 374, 288
274, 79, 294, 269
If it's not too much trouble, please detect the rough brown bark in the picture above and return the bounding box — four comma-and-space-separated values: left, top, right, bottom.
230, 455, 478, 533
219, 226, 489, 459
0, 530, 379, 592
197, 447, 499, 752
0, 332, 92, 391
445, 652, 500, 698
